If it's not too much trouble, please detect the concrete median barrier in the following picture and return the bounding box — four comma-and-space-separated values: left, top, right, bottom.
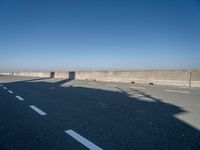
191, 70, 200, 87
1, 70, 200, 87
54, 72, 75, 79
12, 72, 51, 78
75, 71, 191, 87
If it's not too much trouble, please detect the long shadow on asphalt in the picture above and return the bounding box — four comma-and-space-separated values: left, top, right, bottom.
2, 77, 200, 150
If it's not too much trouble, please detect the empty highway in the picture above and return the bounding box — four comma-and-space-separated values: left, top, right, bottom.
0, 75, 200, 150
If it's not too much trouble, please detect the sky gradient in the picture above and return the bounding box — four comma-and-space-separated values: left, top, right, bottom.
0, 0, 200, 71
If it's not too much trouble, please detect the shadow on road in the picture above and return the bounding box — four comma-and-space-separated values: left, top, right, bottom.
1, 77, 200, 150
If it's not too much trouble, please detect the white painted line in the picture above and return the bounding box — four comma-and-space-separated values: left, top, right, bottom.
29, 105, 47, 116
15, 96, 24, 101
106, 84, 117, 87
165, 90, 190, 94
65, 130, 103, 150
3, 87, 7, 90
130, 86, 146, 90
0, 84, 3, 87
8, 90, 13, 94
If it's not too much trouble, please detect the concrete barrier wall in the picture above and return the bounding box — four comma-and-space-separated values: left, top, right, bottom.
191, 70, 200, 87
1, 70, 200, 87
6, 72, 75, 79
54, 72, 69, 79
12, 72, 51, 78
75, 71, 191, 86
0, 73, 10, 75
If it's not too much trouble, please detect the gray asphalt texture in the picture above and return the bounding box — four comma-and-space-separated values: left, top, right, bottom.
0, 75, 200, 150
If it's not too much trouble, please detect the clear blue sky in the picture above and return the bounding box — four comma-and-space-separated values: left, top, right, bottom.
0, 0, 200, 71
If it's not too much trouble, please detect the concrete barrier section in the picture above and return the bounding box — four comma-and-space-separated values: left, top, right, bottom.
54, 72, 68, 79
50, 72, 75, 79
1, 70, 200, 87
3, 71, 76, 80
191, 70, 200, 87
0, 73, 11, 76
75, 71, 191, 86
12, 72, 51, 78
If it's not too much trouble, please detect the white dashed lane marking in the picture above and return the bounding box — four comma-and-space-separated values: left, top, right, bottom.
130, 86, 146, 90
0, 84, 3, 87
65, 130, 103, 150
8, 90, 13, 94
3, 87, 7, 90
165, 90, 190, 94
15, 96, 24, 101
29, 105, 47, 116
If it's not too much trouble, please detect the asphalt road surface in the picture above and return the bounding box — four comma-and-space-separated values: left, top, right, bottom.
0, 75, 200, 150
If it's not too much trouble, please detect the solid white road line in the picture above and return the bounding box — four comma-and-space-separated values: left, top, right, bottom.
65, 130, 103, 150
165, 90, 190, 94
15, 96, 24, 101
106, 84, 117, 87
8, 90, 13, 94
3, 87, 7, 90
29, 105, 47, 116
130, 86, 146, 90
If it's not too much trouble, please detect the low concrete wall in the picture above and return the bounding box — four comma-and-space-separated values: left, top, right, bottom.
0, 73, 10, 76
76, 71, 191, 87
4, 71, 75, 80
54, 72, 69, 79
12, 72, 51, 78
191, 70, 200, 87
1, 70, 200, 87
